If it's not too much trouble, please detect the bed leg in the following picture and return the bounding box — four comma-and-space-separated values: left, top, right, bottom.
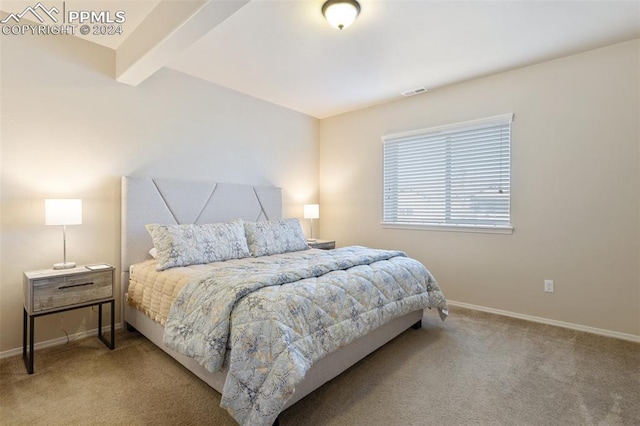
411, 320, 422, 329
125, 322, 137, 332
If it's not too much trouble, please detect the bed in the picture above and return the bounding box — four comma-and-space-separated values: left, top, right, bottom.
121, 176, 447, 425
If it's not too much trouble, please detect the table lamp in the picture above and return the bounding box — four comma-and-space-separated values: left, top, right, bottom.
45, 199, 82, 270
304, 204, 319, 242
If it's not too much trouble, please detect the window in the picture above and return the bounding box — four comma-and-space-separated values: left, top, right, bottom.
382, 114, 513, 233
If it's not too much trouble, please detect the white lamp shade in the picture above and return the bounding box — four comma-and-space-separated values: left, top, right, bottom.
304, 204, 320, 219
322, 0, 360, 30
45, 199, 82, 226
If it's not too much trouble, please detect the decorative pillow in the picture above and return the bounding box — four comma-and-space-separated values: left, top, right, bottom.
146, 219, 250, 271
244, 218, 310, 257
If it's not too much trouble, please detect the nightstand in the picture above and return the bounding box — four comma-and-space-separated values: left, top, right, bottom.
308, 239, 336, 250
23, 265, 115, 374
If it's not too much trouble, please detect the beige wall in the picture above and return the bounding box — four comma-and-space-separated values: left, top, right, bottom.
319, 40, 640, 337
0, 34, 319, 352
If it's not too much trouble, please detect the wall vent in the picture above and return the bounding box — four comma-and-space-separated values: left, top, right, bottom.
401, 87, 428, 97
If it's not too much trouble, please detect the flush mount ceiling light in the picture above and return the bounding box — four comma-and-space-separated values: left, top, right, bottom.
322, 0, 361, 30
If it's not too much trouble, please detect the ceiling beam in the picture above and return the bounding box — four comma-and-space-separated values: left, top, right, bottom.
116, 0, 249, 86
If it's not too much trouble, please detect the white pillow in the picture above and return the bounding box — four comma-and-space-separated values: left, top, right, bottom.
243, 218, 310, 257
146, 219, 250, 271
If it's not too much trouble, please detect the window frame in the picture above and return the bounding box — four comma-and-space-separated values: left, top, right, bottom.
381, 113, 514, 234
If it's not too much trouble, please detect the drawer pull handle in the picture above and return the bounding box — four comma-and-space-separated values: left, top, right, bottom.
59, 282, 94, 290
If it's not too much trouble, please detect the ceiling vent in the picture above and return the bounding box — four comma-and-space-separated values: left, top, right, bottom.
401, 87, 428, 97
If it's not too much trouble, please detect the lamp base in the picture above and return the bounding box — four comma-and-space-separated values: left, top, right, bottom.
53, 262, 76, 270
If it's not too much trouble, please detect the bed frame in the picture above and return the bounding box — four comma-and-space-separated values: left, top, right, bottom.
120, 176, 422, 415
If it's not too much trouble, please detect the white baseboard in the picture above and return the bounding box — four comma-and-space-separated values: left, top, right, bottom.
447, 300, 640, 343
0, 323, 123, 360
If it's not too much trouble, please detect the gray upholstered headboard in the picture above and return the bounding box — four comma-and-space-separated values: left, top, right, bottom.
120, 176, 282, 293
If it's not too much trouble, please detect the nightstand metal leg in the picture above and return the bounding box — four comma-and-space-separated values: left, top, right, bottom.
29, 315, 34, 372
110, 300, 115, 348
22, 308, 34, 374
22, 308, 26, 360
98, 300, 115, 350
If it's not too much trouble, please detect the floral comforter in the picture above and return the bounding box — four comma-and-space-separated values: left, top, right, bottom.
163, 246, 447, 425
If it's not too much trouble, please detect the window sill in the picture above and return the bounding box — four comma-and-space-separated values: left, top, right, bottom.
381, 222, 514, 235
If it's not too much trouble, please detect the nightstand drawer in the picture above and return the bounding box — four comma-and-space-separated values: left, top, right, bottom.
308, 240, 336, 250
30, 271, 113, 313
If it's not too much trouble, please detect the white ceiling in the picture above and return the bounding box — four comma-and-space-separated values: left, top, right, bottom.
166, 0, 640, 118
5, 0, 638, 118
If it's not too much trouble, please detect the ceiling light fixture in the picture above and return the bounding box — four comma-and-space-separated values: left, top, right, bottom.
322, 0, 361, 30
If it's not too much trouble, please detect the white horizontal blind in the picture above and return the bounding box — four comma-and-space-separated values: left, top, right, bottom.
383, 114, 513, 230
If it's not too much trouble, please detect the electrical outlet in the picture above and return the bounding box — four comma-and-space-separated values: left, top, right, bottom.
544, 279, 554, 293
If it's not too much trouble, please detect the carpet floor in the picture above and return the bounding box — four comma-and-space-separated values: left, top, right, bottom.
1, 306, 638, 425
